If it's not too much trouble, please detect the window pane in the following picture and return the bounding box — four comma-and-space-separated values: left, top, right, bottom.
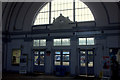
40, 55, 44, 66
12, 49, 21, 65
34, 3, 49, 25
81, 63, 86, 67
88, 56, 93, 61
63, 51, 70, 54
33, 40, 39, 46
34, 56, 38, 65
80, 56, 86, 67
55, 55, 61, 65
80, 51, 86, 54
63, 62, 69, 66
87, 38, 94, 45
55, 55, 61, 61
79, 38, 86, 45
40, 39, 46, 46
40, 51, 44, 55
34, 51, 39, 54
40, 51, 44, 66
55, 51, 61, 54
88, 51, 93, 55
33, 0, 95, 25
88, 62, 93, 67
55, 62, 61, 65
51, 0, 73, 23
54, 39, 61, 46
62, 55, 69, 61
62, 38, 70, 46
75, 0, 94, 22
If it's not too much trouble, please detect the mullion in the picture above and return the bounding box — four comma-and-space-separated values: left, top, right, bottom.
38, 51, 40, 66
60, 54, 62, 65
63, 54, 69, 62
73, 0, 75, 22
49, 2, 51, 24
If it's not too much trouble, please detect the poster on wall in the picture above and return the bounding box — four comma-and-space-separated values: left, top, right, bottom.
103, 56, 110, 69
12, 49, 21, 65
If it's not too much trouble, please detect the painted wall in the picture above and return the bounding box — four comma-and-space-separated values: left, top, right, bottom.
3, 28, 120, 77
6, 40, 32, 73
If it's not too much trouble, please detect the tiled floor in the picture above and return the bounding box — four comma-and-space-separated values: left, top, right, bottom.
2, 73, 100, 80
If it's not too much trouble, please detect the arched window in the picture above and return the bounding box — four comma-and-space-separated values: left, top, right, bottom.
33, 0, 94, 25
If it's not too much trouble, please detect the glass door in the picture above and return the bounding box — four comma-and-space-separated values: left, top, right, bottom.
79, 50, 94, 76
54, 50, 70, 75
33, 50, 45, 73
54, 51, 70, 66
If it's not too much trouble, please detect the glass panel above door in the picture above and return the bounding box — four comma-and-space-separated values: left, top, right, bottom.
40, 39, 46, 46
33, 40, 39, 46
33, 39, 46, 47
62, 38, 70, 46
53, 38, 70, 46
54, 39, 61, 46
78, 37, 95, 45
87, 38, 94, 45
79, 38, 86, 45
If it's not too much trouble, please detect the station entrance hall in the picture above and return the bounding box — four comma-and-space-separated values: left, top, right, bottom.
2, 0, 120, 80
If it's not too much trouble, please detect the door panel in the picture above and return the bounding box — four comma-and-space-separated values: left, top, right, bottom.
80, 50, 87, 75
79, 50, 94, 75
33, 50, 45, 73
54, 50, 70, 75
87, 50, 94, 75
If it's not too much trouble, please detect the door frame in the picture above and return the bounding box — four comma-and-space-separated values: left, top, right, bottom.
79, 49, 95, 76
53, 49, 71, 74
33, 49, 46, 73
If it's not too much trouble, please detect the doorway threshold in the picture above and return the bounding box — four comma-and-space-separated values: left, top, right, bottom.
79, 75, 95, 77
